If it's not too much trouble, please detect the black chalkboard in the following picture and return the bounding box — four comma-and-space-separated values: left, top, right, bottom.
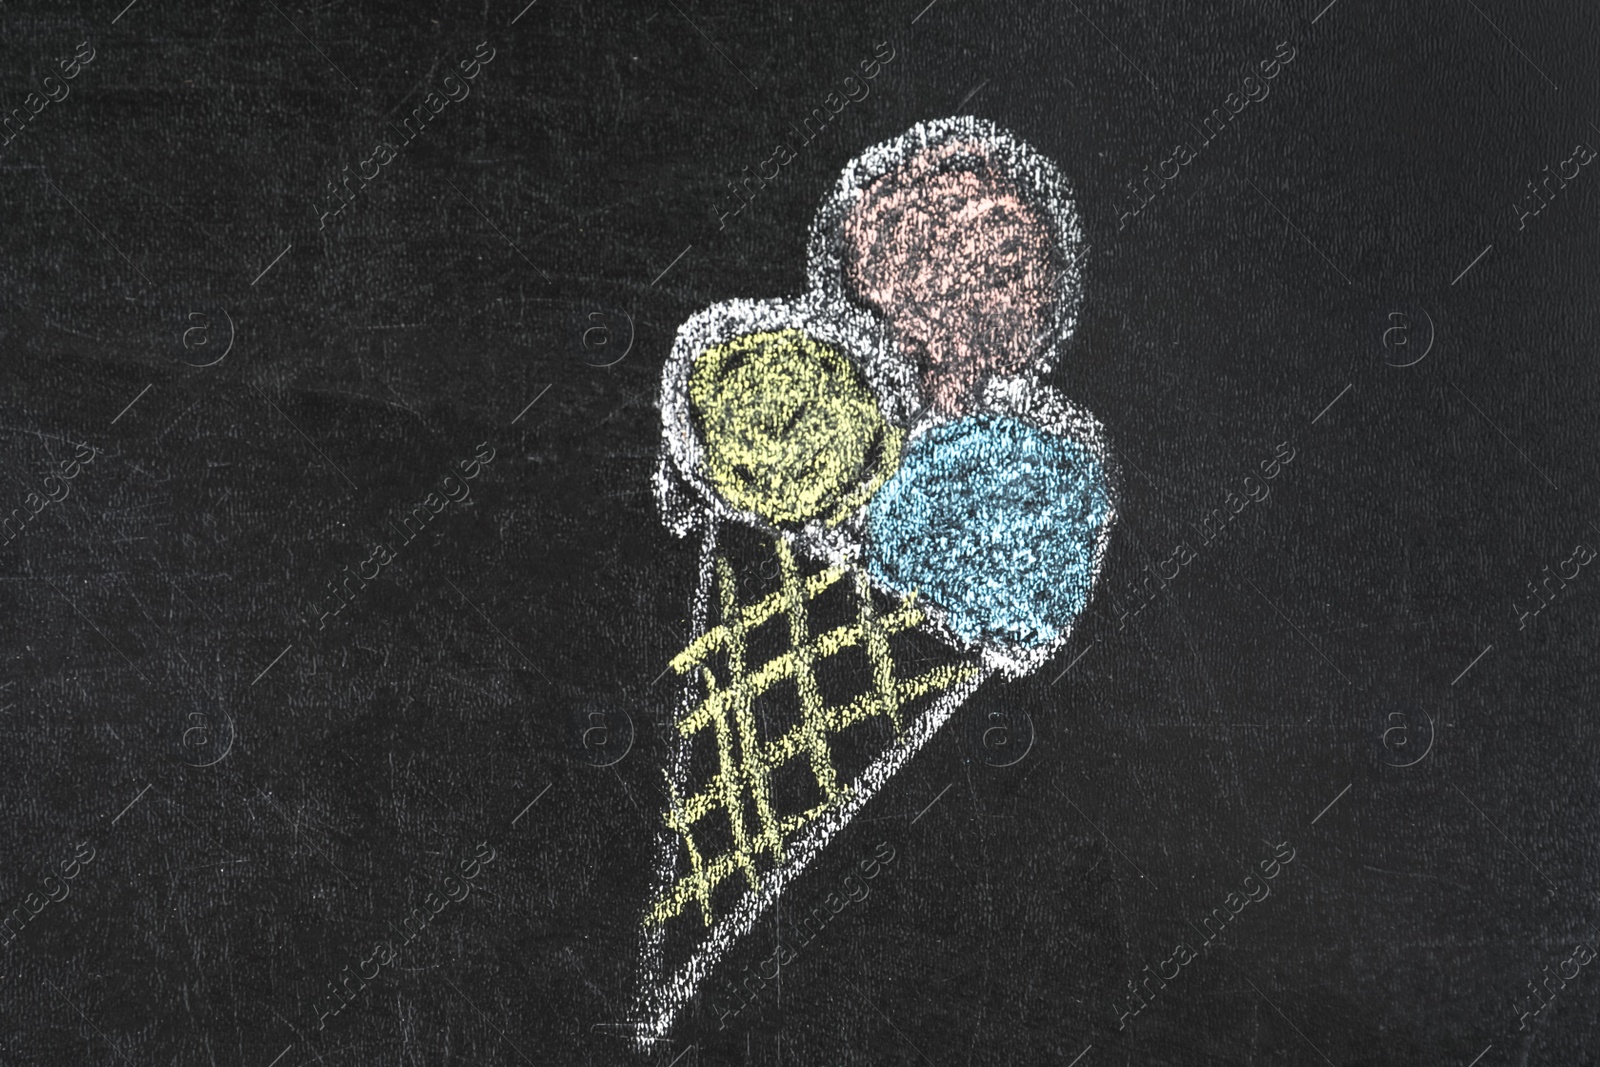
2, 1, 1598, 1065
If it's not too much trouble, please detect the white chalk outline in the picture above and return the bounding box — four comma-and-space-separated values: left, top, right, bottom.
633, 117, 1118, 1047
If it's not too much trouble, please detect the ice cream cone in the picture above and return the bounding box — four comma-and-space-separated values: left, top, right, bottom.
631, 117, 1113, 1047
633, 513, 990, 1047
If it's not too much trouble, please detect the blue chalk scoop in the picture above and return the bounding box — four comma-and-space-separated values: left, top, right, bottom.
865, 414, 1113, 648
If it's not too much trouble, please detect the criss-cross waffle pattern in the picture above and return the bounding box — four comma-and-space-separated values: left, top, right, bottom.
646, 537, 977, 930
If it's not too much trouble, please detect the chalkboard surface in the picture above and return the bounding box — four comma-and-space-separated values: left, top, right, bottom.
2, 1, 1598, 1065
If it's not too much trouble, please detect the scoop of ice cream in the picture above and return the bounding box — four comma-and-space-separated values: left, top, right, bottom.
843, 142, 1062, 417
688, 327, 902, 527
865, 414, 1111, 648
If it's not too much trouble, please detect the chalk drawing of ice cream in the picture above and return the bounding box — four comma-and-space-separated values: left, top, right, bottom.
631, 116, 1117, 1047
